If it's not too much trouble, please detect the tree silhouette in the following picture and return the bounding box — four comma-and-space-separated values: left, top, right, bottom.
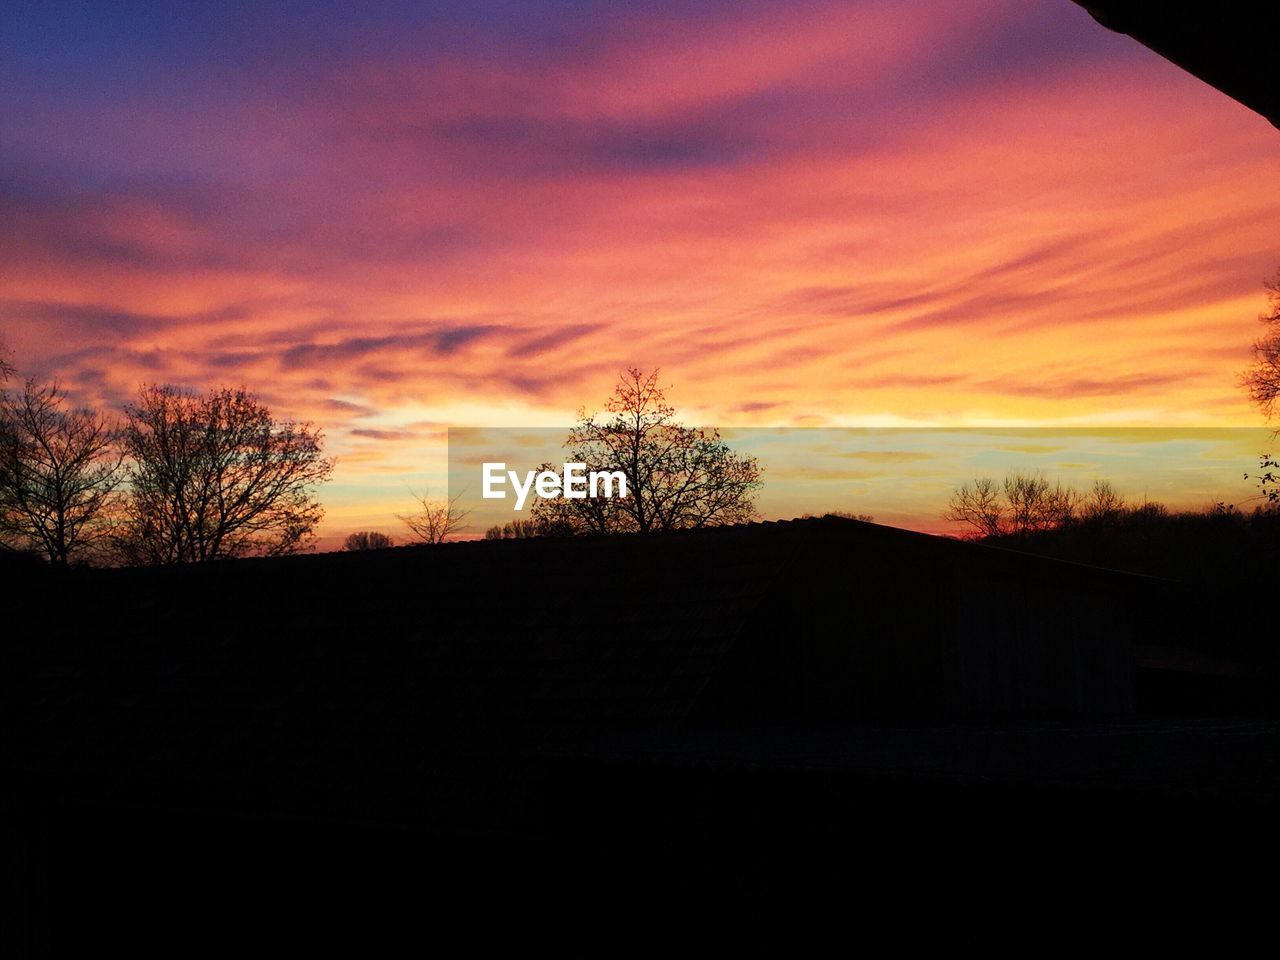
1243, 273, 1280, 421
1246, 454, 1279, 509
0, 379, 123, 564
0, 339, 13, 551
119, 385, 333, 563
530, 368, 761, 535
344, 530, 394, 551
484, 519, 544, 540
800, 510, 875, 522
943, 476, 1004, 538
1078, 479, 1127, 523
945, 471, 1078, 538
399, 491, 470, 544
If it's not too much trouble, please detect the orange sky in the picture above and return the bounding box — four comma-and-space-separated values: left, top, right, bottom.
2, 0, 1277, 543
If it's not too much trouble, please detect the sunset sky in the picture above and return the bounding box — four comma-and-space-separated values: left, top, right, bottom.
3, 1, 1278, 542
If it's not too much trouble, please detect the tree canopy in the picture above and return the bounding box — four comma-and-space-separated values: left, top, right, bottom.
0, 379, 122, 564
530, 368, 761, 535
344, 530, 394, 551
119, 385, 333, 563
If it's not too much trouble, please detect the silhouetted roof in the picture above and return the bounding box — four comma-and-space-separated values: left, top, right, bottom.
1076, 2, 1280, 128
4, 516, 1256, 835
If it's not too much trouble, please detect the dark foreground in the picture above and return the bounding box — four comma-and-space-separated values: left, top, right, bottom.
2, 518, 1276, 954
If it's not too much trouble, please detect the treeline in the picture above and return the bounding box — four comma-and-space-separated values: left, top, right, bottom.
1, 355, 765, 564
0, 346, 333, 567
366, 364, 767, 546
944, 470, 1280, 667
947, 473, 1142, 539
945, 468, 1278, 584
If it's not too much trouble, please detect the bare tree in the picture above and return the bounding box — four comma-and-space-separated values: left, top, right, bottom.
944, 476, 1005, 538
1004, 472, 1076, 534
119, 385, 333, 563
531, 368, 761, 535
0, 339, 13, 551
945, 471, 1078, 538
0, 379, 123, 565
399, 490, 470, 544
1243, 273, 1280, 421
1079, 479, 1127, 523
344, 530, 394, 551
484, 518, 544, 540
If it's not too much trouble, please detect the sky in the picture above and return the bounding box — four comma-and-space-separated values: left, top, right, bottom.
450, 426, 1275, 534
2, 0, 1278, 542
